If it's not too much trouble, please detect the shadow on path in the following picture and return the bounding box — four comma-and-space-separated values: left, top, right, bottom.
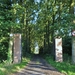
12, 54, 65, 75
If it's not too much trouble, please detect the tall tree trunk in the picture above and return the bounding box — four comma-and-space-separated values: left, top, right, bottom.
47, 21, 50, 52
25, 20, 28, 52
28, 27, 31, 53
51, 14, 55, 56
43, 34, 46, 54
69, 0, 75, 64
69, 0, 74, 14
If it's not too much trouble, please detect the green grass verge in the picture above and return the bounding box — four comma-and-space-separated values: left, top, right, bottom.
0, 57, 30, 75
44, 54, 75, 75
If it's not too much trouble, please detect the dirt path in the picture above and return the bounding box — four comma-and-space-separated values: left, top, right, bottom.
12, 55, 65, 75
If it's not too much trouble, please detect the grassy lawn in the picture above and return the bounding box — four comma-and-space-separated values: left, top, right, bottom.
44, 54, 75, 75
0, 57, 31, 75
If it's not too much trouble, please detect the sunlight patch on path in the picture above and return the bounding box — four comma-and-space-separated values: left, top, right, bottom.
12, 56, 65, 75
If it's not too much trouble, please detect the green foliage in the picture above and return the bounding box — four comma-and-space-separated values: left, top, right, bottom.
44, 54, 75, 75
0, 1, 11, 61
0, 37, 8, 61
0, 0, 75, 61
0, 57, 30, 75
63, 36, 72, 55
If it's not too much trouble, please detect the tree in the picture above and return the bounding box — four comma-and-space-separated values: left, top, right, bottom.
0, 0, 12, 61
0, 0, 75, 62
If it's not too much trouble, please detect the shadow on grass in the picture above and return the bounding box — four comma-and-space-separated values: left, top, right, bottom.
45, 54, 75, 75
0, 57, 30, 75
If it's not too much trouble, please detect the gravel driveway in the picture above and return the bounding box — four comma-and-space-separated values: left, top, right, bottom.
12, 55, 65, 75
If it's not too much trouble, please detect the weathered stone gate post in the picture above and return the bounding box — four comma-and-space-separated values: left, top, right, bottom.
72, 30, 75, 64
72, 6, 75, 64
55, 38, 63, 62
13, 34, 22, 63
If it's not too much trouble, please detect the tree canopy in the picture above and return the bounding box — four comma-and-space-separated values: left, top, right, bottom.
0, 0, 75, 61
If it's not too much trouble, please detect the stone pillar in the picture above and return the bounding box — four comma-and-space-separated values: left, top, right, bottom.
72, 37, 75, 63
72, 6, 75, 64
72, 30, 75, 64
74, 6, 75, 14
13, 34, 22, 63
55, 38, 63, 62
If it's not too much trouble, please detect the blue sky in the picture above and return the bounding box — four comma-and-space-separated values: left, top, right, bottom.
35, 0, 40, 3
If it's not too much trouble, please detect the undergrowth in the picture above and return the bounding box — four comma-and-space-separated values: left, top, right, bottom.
0, 55, 31, 75
44, 54, 75, 75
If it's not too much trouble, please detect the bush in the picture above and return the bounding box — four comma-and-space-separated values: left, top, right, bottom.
0, 37, 9, 62
63, 36, 72, 56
